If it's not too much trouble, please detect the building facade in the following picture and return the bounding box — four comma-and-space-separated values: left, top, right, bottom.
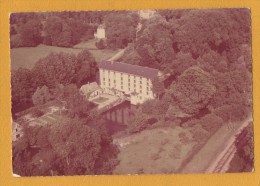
94, 24, 106, 39
138, 10, 156, 19
99, 61, 160, 105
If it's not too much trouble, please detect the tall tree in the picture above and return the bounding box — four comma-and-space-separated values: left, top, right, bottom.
169, 66, 216, 114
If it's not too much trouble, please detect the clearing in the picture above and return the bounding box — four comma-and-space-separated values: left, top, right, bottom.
113, 126, 196, 174
11, 41, 119, 70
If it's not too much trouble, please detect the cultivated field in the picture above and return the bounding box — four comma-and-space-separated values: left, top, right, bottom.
11, 41, 119, 70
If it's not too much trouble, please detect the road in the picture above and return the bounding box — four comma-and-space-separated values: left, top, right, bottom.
179, 116, 252, 174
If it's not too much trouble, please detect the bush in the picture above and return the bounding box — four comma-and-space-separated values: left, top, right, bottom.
200, 113, 223, 134
95, 39, 106, 49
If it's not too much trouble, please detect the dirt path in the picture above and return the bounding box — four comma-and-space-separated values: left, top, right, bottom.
108, 49, 125, 61
180, 116, 252, 174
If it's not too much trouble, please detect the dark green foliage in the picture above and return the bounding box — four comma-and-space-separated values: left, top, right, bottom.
104, 12, 139, 49
11, 19, 42, 48
228, 122, 254, 172
32, 85, 52, 105
169, 66, 216, 114
213, 104, 250, 123
12, 118, 119, 176
43, 16, 91, 47
55, 84, 96, 118
95, 39, 106, 49
11, 68, 35, 113
151, 77, 165, 99
209, 68, 252, 109
32, 51, 96, 88
135, 15, 176, 70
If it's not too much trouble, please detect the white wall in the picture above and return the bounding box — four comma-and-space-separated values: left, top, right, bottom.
100, 68, 155, 105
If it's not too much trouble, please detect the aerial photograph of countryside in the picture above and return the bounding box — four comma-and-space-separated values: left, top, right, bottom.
10, 9, 253, 176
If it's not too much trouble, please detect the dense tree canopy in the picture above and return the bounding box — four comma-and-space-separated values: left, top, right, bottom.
11, 68, 35, 113
32, 51, 96, 88
169, 66, 216, 114
135, 15, 176, 70
104, 12, 139, 49
13, 117, 119, 176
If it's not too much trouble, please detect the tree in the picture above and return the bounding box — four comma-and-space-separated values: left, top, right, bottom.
13, 117, 119, 176
151, 77, 165, 99
75, 49, 97, 86
167, 51, 196, 75
135, 15, 176, 70
58, 84, 96, 118
104, 12, 139, 49
169, 66, 216, 114
32, 85, 52, 105
95, 39, 106, 49
172, 9, 251, 59
209, 68, 252, 109
32, 51, 96, 88
11, 68, 35, 113
11, 18, 42, 48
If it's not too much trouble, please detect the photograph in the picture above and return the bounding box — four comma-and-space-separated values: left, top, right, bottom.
10, 8, 253, 176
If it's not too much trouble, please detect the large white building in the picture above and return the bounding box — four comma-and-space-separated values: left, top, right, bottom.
99, 61, 160, 105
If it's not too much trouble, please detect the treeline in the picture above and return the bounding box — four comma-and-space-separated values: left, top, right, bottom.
11, 49, 97, 114
13, 115, 119, 176
10, 11, 140, 49
10, 11, 107, 48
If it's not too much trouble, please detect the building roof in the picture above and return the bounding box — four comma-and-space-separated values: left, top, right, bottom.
99, 61, 159, 79
80, 82, 101, 96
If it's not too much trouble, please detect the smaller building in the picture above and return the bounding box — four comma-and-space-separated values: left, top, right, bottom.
80, 82, 103, 99
94, 24, 106, 39
138, 10, 156, 19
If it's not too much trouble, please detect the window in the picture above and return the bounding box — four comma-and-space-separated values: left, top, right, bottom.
114, 80, 116, 83
134, 80, 136, 83
128, 83, 130, 87
109, 78, 110, 82
121, 86, 123, 89
121, 77, 123, 81
134, 84, 136, 87
103, 78, 105, 81
103, 82, 105, 86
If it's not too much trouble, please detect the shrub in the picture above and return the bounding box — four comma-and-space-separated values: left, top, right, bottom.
95, 39, 106, 49
178, 132, 190, 144
199, 113, 223, 134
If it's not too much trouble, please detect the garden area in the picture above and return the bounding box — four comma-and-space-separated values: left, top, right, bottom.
113, 126, 196, 174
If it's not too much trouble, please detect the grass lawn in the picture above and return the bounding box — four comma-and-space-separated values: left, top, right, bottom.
11, 43, 119, 70
113, 126, 196, 174
91, 96, 109, 104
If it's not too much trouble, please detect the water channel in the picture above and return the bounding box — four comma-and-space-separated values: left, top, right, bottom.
101, 101, 137, 135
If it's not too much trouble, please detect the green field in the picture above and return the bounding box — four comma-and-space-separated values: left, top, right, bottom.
11, 41, 119, 70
